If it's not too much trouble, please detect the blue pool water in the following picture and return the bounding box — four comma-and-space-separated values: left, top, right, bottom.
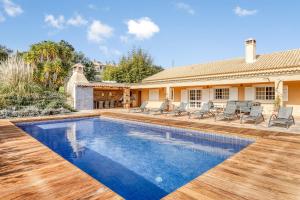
17, 117, 253, 200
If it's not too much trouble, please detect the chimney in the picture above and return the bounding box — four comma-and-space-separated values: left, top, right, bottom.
245, 38, 256, 63
72, 63, 84, 74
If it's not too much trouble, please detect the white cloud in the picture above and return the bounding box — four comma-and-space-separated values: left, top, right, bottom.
67, 14, 88, 26
234, 6, 257, 17
99, 45, 121, 57
2, 0, 23, 17
44, 14, 65, 29
126, 17, 159, 40
44, 14, 89, 30
87, 20, 113, 43
175, 2, 195, 15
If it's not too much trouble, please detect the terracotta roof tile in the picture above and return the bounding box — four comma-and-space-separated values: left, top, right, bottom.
143, 49, 300, 83
76, 82, 130, 88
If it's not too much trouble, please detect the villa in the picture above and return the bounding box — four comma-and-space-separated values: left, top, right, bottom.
2, 38, 300, 200
2, 0, 300, 198
68, 38, 300, 116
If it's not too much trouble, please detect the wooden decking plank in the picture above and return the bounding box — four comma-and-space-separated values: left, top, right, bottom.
1, 112, 300, 200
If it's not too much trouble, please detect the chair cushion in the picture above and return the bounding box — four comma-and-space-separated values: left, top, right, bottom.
278, 107, 293, 119
272, 118, 289, 124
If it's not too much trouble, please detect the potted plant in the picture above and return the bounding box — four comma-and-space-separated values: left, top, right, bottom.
274, 95, 281, 113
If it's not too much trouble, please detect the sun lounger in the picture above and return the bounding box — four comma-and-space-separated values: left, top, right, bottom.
146, 101, 168, 114
268, 107, 295, 129
169, 102, 188, 116
189, 102, 213, 119
215, 104, 238, 121
98, 101, 104, 109
130, 101, 148, 113
240, 106, 264, 125
110, 100, 115, 108
237, 101, 251, 113
104, 101, 110, 109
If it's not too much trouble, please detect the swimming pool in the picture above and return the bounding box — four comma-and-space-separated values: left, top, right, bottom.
17, 117, 253, 200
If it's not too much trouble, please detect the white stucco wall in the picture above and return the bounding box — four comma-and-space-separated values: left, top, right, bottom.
74, 86, 93, 110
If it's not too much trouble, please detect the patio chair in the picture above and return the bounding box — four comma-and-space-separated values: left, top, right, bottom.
189, 102, 213, 119
98, 101, 104, 109
237, 101, 252, 113
215, 104, 238, 121
226, 100, 237, 106
268, 107, 295, 129
130, 101, 148, 113
104, 101, 110, 109
169, 102, 188, 116
110, 100, 115, 108
148, 101, 168, 114
240, 106, 264, 125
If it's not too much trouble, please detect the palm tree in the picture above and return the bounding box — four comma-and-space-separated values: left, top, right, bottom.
23, 40, 75, 90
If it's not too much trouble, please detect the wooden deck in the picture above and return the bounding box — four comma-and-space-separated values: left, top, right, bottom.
100, 112, 292, 139
1, 111, 300, 200
0, 113, 123, 200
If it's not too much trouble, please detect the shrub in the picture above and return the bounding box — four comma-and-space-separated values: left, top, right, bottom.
0, 56, 75, 118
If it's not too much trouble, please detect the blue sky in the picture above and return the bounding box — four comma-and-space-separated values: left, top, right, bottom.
1, 0, 300, 68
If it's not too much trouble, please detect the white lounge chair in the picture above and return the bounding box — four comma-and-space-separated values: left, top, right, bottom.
145, 101, 168, 114
240, 106, 264, 125
268, 107, 295, 129
215, 104, 238, 121
169, 102, 188, 116
189, 102, 214, 119
130, 101, 148, 113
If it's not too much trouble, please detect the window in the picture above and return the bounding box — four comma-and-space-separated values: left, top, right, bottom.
189, 89, 202, 108
255, 87, 275, 100
215, 88, 229, 100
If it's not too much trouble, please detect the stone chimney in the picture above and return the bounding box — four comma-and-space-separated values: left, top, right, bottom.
72, 63, 85, 74
245, 38, 256, 63
66, 63, 90, 108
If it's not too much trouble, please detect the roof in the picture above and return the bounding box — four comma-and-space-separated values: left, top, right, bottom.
143, 49, 300, 83
69, 71, 89, 84
72, 63, 85, 69
77, 82, 130, 88
92, 61, 103, 66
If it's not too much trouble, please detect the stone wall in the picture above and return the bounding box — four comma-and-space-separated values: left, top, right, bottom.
74, 86, 93, 110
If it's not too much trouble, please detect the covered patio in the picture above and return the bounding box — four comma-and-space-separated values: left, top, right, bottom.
131, 77, 300, 116
75, 82, 131, 110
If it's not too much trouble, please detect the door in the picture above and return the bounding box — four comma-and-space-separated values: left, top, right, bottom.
181, 90, 188, 103
138, 91, 142, 106
229, 87, 239, 101
245, 87, 255, 101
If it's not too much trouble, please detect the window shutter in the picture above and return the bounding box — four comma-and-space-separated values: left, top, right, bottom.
283, 85, 288, 101
229, 87, 238, 100
149, 89, 159, 101
245, 87, 255, 100
202, 89, 210, 102
209, 88, 214, 100
181, 90, 188, 103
